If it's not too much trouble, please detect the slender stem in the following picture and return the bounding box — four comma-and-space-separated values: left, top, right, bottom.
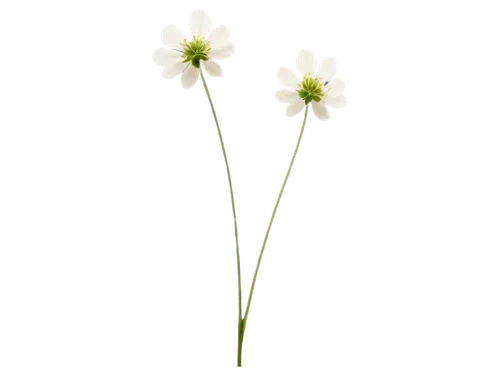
200, 73, 244, 367
242, 104, 311, 347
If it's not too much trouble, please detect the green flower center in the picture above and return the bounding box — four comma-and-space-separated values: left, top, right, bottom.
298, 73, 324, 104
181, 36, 211, 68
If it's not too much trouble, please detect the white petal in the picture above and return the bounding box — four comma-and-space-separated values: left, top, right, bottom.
162, 62, 188, 79
326, 78, 346, 97
161, 25, 185, 49
318, 58, 338, 82
153, 48, 182, 67
312, 101, 330, 121
190, 9, 211, 37
324, 95, 347, 108
202, 59, 223, 77
296, 49, 317, 77
181, 64, 200, 89
277, 67, 301, 90
275, 89, 298, 103
286, 98, 306, 117
210, 42, 235, 60
208, 25, 230, 49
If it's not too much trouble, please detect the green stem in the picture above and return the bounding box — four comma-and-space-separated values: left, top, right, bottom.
241, 104, 311, 356
200, 73, 244, 367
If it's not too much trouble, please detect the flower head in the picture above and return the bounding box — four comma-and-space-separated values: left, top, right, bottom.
275, 50, 346, 120
153, 10, 235, 89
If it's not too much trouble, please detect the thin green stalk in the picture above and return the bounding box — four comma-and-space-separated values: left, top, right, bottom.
241, 104, 311, 356
200, 73, 244, 367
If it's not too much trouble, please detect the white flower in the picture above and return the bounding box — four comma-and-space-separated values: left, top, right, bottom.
153, 9, 235, 89
275, 50, 346, 121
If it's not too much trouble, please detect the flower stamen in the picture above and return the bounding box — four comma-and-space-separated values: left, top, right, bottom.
298, 73, 324, 104
181, 36, 211, 68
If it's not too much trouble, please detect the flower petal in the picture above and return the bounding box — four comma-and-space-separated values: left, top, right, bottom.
277, 67, 301, 89
181, 64, 200, 89
296, 49, 317, 77
202, 59, 223, 77
208, 25, 230, 49
162, 61, 188, 79
312, 101, 330, 121
318, 58, 338, 82
190, 9, 211, 37
162, 25, 185, 49
275, 89, 298, 103
324, 95, 347, 108
286, 98, 305, 117
326, 78, 346, 97
210, 42, 235, 60
153, 48, 182, 67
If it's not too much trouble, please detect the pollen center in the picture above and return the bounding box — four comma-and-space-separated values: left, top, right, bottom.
298, 73, 324, 104
181, 36, 211, 68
